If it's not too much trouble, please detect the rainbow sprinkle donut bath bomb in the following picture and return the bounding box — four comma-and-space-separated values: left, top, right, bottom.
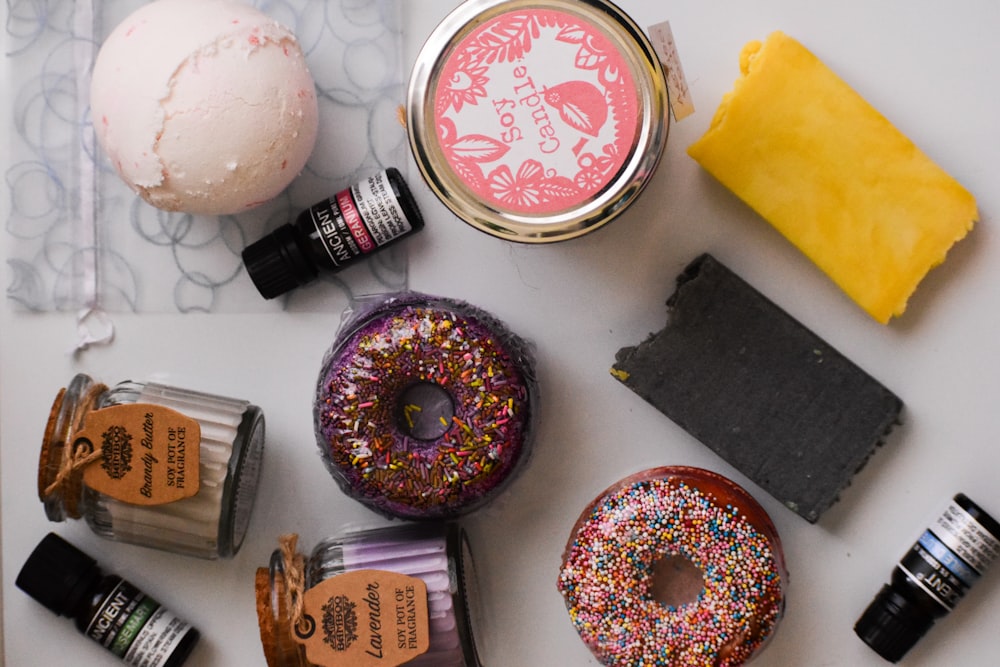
315, 293, 537, 520
559, 467, 787, 666
90, 0, 319, 215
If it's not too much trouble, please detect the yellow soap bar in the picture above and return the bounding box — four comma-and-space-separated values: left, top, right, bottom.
688, 31, 977, 323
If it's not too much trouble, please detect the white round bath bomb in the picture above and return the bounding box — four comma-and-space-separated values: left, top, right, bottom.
91, 0, 319, 215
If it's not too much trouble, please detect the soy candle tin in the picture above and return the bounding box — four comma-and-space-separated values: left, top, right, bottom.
255, 524, 483, 667
407, 0, 670, 242
37, 373, 265, 559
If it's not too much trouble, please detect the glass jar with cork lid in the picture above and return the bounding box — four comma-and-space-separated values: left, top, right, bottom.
37, 373, 265, 559
255, 524, 484, 667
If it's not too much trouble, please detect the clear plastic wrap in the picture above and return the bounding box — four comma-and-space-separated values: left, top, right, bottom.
314, 293, 537, 520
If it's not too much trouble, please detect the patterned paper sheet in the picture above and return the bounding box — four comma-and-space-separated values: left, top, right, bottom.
4, 0, 410, 320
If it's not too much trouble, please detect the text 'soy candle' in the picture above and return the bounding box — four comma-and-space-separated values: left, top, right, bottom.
407, 0, 670, 242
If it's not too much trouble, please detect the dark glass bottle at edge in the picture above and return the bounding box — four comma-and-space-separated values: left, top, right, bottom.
242, 167, 424, 299
854, 494, 1000, 663
16, 533, 200, 666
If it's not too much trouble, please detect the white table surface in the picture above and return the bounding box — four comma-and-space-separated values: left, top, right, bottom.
4, 1, 1000, 665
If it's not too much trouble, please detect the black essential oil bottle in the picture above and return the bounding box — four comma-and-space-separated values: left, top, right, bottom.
242, 167, 424, 299
16, 532, 200, 666
854, 493, 1000, 662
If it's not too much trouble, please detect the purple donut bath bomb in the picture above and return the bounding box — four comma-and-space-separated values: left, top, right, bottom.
315, 293, 537, 519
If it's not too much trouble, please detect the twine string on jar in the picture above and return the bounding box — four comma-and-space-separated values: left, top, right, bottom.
279, 533, 310, 636
40, 380, 110, 516
43, 437, 102, 500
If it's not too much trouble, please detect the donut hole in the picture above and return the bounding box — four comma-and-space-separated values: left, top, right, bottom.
648, 554, 705, 609
395, 381, 456, 440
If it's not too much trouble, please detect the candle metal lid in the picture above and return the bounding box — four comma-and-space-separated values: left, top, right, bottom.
407, 0, 669, 242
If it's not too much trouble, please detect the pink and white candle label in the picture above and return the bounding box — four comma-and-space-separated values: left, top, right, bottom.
648, 21, 695, 121
434, 9, 639, 215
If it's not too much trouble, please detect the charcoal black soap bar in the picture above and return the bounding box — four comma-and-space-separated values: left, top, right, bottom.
612, 254, 902, 522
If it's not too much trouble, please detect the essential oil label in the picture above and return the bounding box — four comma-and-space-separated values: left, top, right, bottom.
433, 8, 640, 215
80, 404, 201, 505
313, 171, 412, 267
935, 499, 1000, 573
900, 500, 1000, 611
88, 580, 145, 653
87, 580, 194, 667
295, 569, 430, 667
351, 172, 412, 248
899, 531, 968, 610
122, 605, 195, 667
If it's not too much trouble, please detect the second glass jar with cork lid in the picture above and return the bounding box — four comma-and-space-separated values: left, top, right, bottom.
37, 373, 265, 559
255, 523, 484, 667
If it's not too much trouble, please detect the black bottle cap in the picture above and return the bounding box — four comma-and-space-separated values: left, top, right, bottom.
16, 533, 98, 617
242, 223, 319, 299
854, 584, 936, 663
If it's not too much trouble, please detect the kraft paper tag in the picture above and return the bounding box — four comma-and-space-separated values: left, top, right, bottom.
648, 21, 695, 121
295, 570, 430, 667
79, 404, 200, 505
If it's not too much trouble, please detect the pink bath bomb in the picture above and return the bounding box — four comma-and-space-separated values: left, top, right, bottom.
91, 0, 319, 215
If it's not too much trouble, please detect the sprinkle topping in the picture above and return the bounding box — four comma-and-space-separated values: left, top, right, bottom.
558, 475, 784, 666
316, 298, 535, 519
